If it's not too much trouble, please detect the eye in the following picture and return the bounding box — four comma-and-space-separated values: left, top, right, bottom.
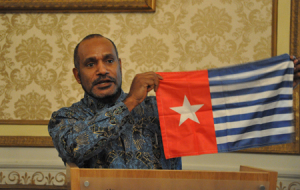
107, 59, 114, 64
87, 62, 95, 67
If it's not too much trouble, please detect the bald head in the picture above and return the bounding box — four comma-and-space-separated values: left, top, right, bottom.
74, 34, 119, 70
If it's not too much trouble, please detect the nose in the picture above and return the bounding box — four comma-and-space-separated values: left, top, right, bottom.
96, 61, 108, 75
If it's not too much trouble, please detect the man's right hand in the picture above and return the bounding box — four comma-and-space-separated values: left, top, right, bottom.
123, 72, 163, 112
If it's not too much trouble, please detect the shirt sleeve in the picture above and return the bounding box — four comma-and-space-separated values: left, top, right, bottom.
48, 102, 132, 167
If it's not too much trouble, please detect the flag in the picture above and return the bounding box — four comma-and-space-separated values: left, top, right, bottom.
156, 54, 294, 159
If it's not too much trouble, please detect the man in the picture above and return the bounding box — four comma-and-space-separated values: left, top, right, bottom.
48, 34, 300, 169
48, 34, 181, 169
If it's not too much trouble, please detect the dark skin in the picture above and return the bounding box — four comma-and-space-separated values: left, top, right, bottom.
123, 72, 163, 111
74, 37, 300, 112
291, 55, 300, 87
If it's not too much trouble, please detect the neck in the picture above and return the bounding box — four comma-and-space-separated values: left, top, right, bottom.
86, 88, 122, 105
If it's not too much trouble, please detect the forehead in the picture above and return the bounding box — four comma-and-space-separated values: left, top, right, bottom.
78, 37, 117, 61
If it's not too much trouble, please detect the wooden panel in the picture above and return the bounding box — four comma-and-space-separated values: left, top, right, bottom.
0, 136, 53, 147
66, 164, 277, 190
67, 163, 271, 181
0, 0, 156, 13
78, 168, 270, 181
67, 163, 80, 190
240, 166, 278, 190
0, 120, 49, 125
272, 0, 278, 56
290, 0, 300, 57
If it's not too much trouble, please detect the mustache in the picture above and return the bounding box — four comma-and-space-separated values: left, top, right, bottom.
92, 75, 116, 87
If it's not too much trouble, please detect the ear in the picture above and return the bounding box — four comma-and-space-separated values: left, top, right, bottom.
73, 68, 81, 84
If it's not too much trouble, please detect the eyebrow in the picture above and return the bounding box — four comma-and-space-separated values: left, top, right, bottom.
103, 54, 115, 60
83, 57, 97, 65
83, 54, 115, 65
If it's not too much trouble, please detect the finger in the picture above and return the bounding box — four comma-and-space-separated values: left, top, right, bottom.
157, 73, 163, 80
153, 75, 161, 92
144, 72, 163, 80
148, 79, 160, 92
142, 72, 161, 84
294, 63, 300, 73
147, 85, 154, 92
294, 58, 299, 66
295, 71, 300, 78
137, 72, 163, 92
141, 78, 155, 91
290, 55, 296, 60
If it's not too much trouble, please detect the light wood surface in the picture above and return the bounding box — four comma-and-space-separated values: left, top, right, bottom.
67, 163, 278, 190
240, 165, 278, 190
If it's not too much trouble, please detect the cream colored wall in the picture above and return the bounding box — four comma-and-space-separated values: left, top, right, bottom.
0, 0, 299, 188
0, 0, 272, 123
277, 0, 290, 55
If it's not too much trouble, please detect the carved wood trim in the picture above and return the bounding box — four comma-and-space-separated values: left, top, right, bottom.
272, 0, 278, 56
0, 136, 53, 147
0, 120, 49, 125
290, 0, 300, 57
0, 0, 156, 13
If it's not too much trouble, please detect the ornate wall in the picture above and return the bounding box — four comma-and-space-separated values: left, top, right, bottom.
0, 0, 272, 120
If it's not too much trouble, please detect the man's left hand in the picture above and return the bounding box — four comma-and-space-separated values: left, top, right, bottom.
291, 55, 300, 88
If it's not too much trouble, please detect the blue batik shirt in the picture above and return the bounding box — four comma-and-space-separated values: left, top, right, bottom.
48, 90, 182, 169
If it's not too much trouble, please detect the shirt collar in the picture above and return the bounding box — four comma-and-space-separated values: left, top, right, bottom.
83, 90, 127, 111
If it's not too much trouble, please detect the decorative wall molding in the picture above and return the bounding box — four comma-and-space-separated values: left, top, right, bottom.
277, 180, 300, 190
0, 170, 66, 186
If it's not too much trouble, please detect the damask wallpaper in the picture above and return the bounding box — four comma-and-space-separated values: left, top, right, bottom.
0, 0, 272, 121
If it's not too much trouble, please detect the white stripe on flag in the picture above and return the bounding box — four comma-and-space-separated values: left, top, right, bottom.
212, 100, 293, 118
209, 74, 293, 93
214, 113, 293, 131
209, 60, 293, 81
216, 126, 294, 144
211, 87, 292, 106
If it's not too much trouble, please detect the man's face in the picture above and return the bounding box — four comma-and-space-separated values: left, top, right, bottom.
73, 37, 122, 101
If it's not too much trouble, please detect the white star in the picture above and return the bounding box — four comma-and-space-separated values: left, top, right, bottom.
170, 95, 204, 126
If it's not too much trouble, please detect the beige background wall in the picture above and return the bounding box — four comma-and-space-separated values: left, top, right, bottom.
0, 0, 272, 121
0, 0, 299, 188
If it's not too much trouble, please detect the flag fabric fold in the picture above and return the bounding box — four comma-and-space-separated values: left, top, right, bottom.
156, 54, 294, 159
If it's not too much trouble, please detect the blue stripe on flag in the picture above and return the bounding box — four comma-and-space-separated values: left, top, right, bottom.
215, 120, 293, 137
209, 68, 293, 87
214, 107, 293, 124
212, 94, 293, 111
217, 133, 293, 152
208, 54, 291, 78
210, 81, 292, 99
207, 54, 294, 153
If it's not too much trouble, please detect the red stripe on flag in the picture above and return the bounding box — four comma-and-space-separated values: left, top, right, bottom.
156, 70, 218, 159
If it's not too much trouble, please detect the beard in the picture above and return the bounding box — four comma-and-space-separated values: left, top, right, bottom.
80, 74, 122, 104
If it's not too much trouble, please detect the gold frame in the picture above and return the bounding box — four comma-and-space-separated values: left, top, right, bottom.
0, 0, 299, 153
0, 0, 156, 13
241, 0, 300, 154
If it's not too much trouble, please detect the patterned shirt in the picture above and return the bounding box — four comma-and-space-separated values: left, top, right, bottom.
48, 90, 182, 169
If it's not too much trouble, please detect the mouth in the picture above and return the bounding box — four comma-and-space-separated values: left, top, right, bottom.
93, 79, 114, 89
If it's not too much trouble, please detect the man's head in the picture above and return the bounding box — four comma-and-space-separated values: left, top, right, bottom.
73, 34, 122, 102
